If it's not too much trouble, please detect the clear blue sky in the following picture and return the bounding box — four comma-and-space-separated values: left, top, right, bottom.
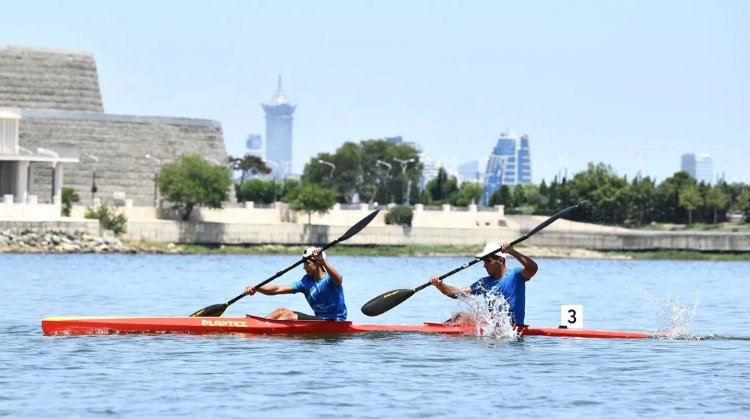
6, 0, 749, 184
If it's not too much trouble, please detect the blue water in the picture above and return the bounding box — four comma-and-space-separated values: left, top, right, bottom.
2, 254, 750, 418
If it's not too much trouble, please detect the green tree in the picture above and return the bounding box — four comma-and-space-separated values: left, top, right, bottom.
736, 188, 750, 213
489, 185, 512, 207
705, 186, 729, 224
158, 154, 233, 221
287, 183, 338, 226
236, 179, 275, 204
301, 139, 421, 205
567, 163, 628, 224
229, 154, 271, 191
655, 171, 696, 223
423, 167, 458, 205
679, 184, 702, 225
61, 187, 80, 217
453, 182, 483, 207
627, 176, 657, 226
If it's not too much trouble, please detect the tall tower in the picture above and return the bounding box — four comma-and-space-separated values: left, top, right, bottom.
262, 76, 296, 177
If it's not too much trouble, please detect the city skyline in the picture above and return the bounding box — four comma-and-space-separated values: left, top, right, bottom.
5, 1, 748, 184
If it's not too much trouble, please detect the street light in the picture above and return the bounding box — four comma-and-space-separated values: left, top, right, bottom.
376, 160, 392, 203
86, 154, 99, 204
318, 159, 336, 178
393, 158, 415, 204
145, 154, 161, 207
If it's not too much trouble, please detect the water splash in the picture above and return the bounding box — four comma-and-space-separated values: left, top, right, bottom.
655, 296, 699, 339
455, 293, 519, 339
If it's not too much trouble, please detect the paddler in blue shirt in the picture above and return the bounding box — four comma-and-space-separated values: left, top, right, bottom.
244, 247, 347, 321
429, 242, 538, 327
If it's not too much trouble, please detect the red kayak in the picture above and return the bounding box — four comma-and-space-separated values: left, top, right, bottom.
41, 315, 653, 339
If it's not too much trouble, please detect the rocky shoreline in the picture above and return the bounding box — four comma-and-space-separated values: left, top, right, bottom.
0, 227, 626, 259
0, 228, 136, 253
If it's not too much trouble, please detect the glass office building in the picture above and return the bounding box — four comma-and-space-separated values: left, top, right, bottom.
482, 131, 532, 205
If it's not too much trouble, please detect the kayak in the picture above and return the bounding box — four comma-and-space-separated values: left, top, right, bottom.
41, 315, 654, 339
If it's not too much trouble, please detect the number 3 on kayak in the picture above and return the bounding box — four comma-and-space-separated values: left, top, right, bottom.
560, 305, 583, 329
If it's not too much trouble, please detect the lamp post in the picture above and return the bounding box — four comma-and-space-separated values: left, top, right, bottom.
376, 159, 392, 204
318, 159, 336, 178
393, 157, 415, 204
86, 154, 99, 204
145, 154, 161, 207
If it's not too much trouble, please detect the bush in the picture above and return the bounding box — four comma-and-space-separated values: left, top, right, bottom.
61, 187, 80, 217
385, 204, 413, 226
85, 204, 128, 236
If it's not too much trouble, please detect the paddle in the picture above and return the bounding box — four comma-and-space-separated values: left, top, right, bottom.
189, 209, 380, 317
360, 203, 581, 316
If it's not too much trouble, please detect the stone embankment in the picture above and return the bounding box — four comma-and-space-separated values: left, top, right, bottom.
0, 228, 134, 253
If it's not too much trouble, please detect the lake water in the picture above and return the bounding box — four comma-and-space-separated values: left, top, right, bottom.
2, 253, 749, 418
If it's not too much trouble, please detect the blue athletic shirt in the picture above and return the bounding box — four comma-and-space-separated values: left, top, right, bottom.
469, 266, 527, 325
290, 273, 347, 321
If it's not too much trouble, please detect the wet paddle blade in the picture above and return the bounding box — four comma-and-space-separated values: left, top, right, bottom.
361, 289, 415, 316
189, 303, 228, 317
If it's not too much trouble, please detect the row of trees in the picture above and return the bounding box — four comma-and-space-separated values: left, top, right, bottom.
149, 141, 749, 227
487, 163, 750, 226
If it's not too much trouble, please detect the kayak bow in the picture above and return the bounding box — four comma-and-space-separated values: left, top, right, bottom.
41, 315, 653, 339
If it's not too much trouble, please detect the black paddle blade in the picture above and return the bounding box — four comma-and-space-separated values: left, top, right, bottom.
361, 289, 415, 316
337, 209, 380, 243
189, 303, 228, 317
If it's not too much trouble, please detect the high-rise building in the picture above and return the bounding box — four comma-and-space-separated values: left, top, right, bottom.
458, 160, 481, 183
245, 134, 263, 159
262, 76, 295, 177
517, 135, 532, 184
482, 130, 532, 205
681, 153, 713, 184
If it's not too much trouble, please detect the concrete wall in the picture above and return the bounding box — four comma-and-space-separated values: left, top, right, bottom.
4, 217, 748, 252
19, 110, 227, 207
0, 46, 103, 112
0, 195, 61, 221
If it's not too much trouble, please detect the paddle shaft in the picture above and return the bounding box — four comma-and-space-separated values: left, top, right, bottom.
360, 204, 580, 316
190, 209, 380, 316
415, 204, 579, 291
414, 203, 580, 292
224, 238, 347, 306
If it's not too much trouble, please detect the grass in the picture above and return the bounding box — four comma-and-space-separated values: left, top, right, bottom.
125, 241, 750, 261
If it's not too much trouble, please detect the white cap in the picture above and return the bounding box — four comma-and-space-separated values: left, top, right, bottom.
303, 247, 326, 260
474, 242, 507, 259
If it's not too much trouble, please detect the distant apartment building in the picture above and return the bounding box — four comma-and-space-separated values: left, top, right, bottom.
262, 77, 295, 177
681, 153, 713, 184
482, 131, 532, 205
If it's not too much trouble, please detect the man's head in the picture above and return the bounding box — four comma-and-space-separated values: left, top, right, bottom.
475, 242, 506, 276
475, 242, 507, 262
303, 247, 326, 275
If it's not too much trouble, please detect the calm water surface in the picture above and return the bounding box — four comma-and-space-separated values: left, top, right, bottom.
2, 254, 749, 418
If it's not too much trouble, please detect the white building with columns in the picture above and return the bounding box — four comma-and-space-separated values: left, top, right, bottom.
0, 108, 78, 219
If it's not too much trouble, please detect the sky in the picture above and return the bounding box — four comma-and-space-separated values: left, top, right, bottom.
5, 0, 749, 184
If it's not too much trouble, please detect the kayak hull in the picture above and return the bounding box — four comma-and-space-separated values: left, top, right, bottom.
41, 315, 653, 339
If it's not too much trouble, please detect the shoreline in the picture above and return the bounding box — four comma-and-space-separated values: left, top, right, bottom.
3, 240, 750, 261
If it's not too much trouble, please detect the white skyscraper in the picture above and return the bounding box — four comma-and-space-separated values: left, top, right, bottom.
681, 153, 713, 184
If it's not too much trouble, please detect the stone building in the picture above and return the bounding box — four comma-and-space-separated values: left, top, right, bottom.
0, 45, 227, 209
